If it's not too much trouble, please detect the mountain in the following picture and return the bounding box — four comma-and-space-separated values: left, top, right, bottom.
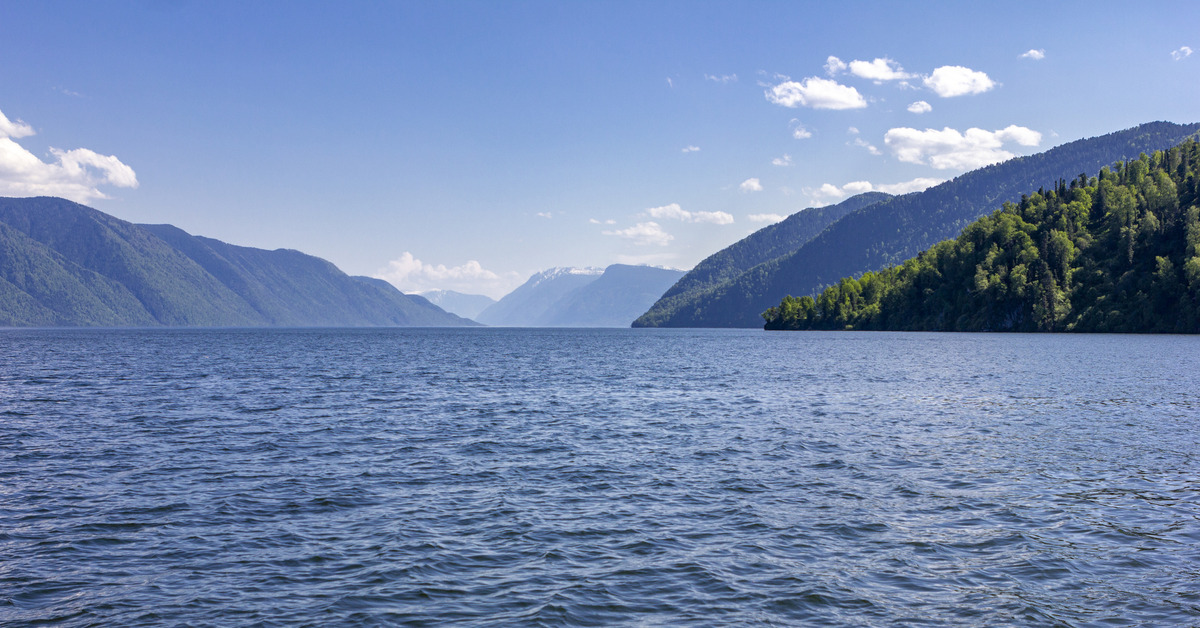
764, 139, 1200, 333
475, 264, 684, 327
542, 264, 685, 327
634, 121, 1200, 328
0, 196, 475, 327
417, 289, 496, 320
633, 191, 891, 327
475, 267, 604, 326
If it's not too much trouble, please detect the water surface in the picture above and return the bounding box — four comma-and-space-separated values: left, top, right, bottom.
2, 328, 1198, 625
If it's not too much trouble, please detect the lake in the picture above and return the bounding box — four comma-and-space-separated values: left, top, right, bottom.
2, 328, 1198, 626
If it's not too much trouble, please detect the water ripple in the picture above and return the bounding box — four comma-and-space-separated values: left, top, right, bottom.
1, 328, 1199, 626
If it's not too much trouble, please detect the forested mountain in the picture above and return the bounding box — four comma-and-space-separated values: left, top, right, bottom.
636, 121, 1200, 328
633, 191, 890, 327
764, 140, 1200, 333
476, 264, 683, 327
0, 196, 474, 327
417, 289, 496, 320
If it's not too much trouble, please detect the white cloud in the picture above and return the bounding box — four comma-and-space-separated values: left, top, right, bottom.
805, 177, 946, 204
907, 100, 932, 114
810, 183, 848, 203
1020, 49, 1046, 60
765, 77, 867, 109
375, 252, 521, 299
0, 108, 138, 203
0, 110, 35, 139
681, 145, 701, 153
848, 57, 914, 81
666, 77, 674, 88
537, 211, 553, 219
842, 180, 874, 194
825, 55, 847, 76
1172, 46, 1193, 61
884, 125, 1042, 170
847, 126, 860, 135
748, 213, 786, 224
790, 119, 813, 139
739, 178, 763, 192
875, 177, 945, 195
772, 154, 792, 166
645, 202, 734, 225
603, 221, 674, 246
589, 218, 616, 225
645, 203, 690, 221
851, 137, 882, 155
923, 65, 996, 97
704, 73, 738, 83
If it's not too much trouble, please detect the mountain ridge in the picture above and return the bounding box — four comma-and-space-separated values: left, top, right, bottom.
634, 191, 892, 327
763, 138, 1200, 333
0, 196, 474, 327
635, 121, 1200, 328
477, 264, 683, 327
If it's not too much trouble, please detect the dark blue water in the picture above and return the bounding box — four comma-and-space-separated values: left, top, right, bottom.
2, 328, 1199, 626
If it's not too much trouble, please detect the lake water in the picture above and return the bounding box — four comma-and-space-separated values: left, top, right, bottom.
2, 328, 1199, 626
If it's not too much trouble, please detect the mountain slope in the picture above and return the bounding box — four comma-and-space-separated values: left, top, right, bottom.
475, 267, 604, 326
0, 196, 473, 327
142, 224, 471, 326
544, 264, 685, 327
634, 191, 891, 327
764, 140, 1200, 333
642, 120, 1200, 328
0, 197, 264, 325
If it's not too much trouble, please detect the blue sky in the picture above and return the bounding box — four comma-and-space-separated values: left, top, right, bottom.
1, 1, 1197, 298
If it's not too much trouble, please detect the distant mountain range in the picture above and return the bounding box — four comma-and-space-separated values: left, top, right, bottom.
476, 264, 685, 327
0, 197, 474, 327
417, 289, 497, 320
633, 120, 1200, 328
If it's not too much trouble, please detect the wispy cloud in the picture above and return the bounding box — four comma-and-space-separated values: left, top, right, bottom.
603, 221, 674, 246
923, 65, 996, 97
790, 119, 813, 139
851, 137, 882, 156
0, 107, 138, 203
772, 154, 792, 167
1172, 46, 1193, 61
748, 213, 786, 224
765, 77, 867, 109
645, 203, 734, 225
884, 125, 1041, 170
536, 212, 553, 219
805, 177, 945, 204
1020, 49, 1046, 60
681, 145, 701, 153
704, 73, 738, 83
589, 218, 616, 225
739, 178, 764, 192
824, 56, 848, 76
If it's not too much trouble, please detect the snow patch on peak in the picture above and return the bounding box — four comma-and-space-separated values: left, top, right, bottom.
527, 266, 604, 286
